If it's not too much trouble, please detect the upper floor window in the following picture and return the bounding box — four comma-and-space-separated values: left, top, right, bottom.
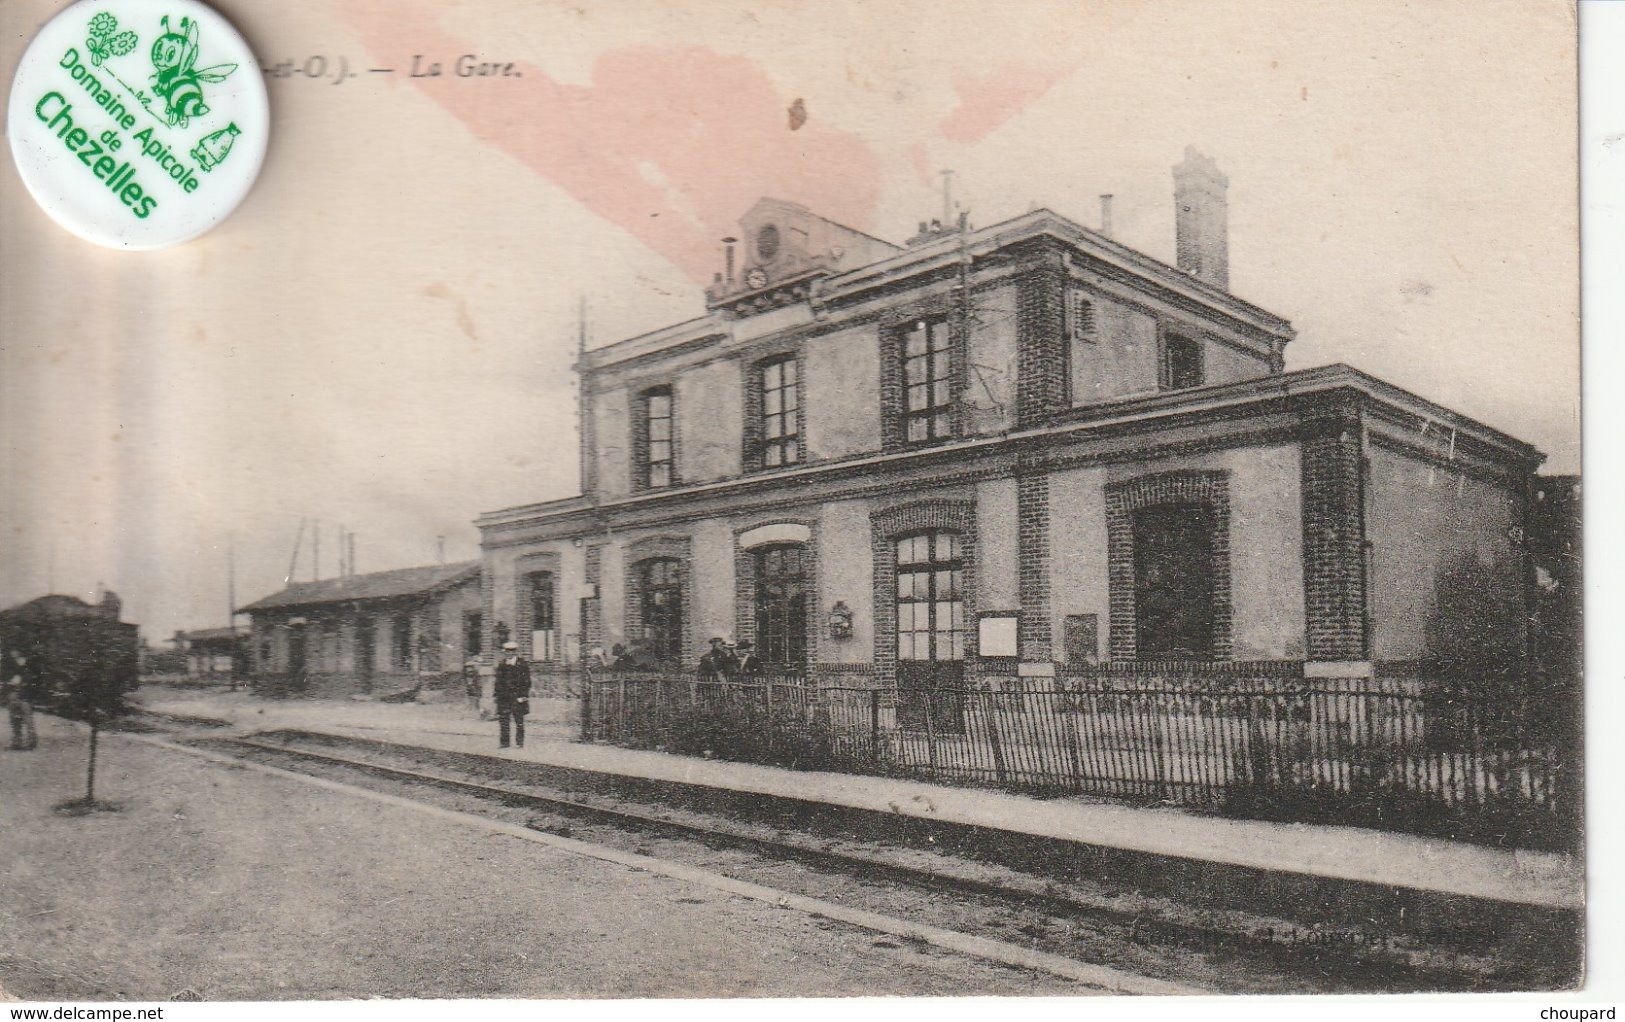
1161, 333, 1204, 390
901, 317, 954, 443
1065, 288, 1096, 405
759, 355, 800, 468
640, 386, 674, 489
1067, 288, 1097, 345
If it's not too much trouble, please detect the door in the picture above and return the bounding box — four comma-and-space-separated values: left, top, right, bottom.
287, 627, 308, 692
355, 617, 375, 692
753, 544, 809, 672
1132, 503, 1216, 659
894, 531, 967, 733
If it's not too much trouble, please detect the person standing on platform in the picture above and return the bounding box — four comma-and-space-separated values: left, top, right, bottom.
494, 642, 531, 749
5, 649, 37, 751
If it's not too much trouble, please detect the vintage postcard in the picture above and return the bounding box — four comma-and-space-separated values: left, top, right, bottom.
0, 0, 1587, 1009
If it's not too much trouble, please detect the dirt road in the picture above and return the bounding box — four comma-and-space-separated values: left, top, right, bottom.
0, 715, 1078, 1001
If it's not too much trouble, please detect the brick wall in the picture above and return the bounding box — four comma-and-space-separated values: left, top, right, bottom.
583, 544, 603, 653
1016, 262, 1068, 427
1016, 470, 1051, 659
1105, 470, 1233, 661
1300, 404, 1369, 659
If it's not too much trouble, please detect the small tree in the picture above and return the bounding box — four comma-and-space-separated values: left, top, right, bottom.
55, 619, 133, 813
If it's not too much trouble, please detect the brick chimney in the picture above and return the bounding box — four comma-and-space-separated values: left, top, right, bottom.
1173, 146, 1229, 290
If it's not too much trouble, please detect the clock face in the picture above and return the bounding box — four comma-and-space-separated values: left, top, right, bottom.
744, 267, 769, 289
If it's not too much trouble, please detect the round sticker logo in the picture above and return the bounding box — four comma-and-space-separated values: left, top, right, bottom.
7, 0, 268, 250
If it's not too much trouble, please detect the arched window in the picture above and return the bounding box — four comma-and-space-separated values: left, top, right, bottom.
635, 558, 684, 663
753, 544, 808, 668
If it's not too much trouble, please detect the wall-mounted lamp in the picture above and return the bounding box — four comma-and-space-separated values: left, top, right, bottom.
827, 601, 854, 640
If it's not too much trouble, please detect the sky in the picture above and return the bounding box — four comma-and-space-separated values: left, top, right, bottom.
0, 0, 1579, 643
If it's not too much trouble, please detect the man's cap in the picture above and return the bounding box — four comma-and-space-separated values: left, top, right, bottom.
502, 641, 519, 650
737, 640, 754, 650
709, 636, 726, 644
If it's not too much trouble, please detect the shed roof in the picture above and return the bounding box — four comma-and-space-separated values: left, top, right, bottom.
239, 561, 479, 614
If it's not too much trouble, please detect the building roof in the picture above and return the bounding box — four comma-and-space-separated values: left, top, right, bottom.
239, 561, 480, 614
580, 205, 1296, 373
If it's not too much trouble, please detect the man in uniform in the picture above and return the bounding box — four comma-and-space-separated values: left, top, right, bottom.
493, 641, 531, 749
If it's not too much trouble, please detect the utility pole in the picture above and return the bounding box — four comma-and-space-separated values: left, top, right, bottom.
577, 294, 594, 500
285, 518, 306, 587
312, 521, 320, 582
227, 535, 239, 691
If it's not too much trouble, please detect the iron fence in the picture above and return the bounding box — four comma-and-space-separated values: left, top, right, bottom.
581, 664, 1577, 851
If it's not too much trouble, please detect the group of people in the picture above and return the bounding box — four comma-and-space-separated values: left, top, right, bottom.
599, 636, 766, 680
695, 637, 764, 681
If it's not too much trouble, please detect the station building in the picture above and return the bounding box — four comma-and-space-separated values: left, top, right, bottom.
475, 149, 1543, 686
241, 561, 484, 696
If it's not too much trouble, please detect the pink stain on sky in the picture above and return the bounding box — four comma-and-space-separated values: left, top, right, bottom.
343, 2, 884, 284
940, 61, 1081, 144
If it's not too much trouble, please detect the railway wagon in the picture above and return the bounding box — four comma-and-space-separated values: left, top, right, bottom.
0, 592, 140, 710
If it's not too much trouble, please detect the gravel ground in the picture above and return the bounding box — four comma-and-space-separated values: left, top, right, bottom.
0, 716, 1079, 1001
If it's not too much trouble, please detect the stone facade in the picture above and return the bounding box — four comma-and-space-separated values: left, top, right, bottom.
476, 172, 1544, 682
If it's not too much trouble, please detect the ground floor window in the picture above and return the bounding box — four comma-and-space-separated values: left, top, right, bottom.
528, 571, 558, 661
753, 544, 808, 668
464, 611, 483, 658
635, 558, 684, 664
895, 531, 966, 663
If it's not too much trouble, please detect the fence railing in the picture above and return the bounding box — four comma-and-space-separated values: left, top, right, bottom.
581, 665, 1578, 851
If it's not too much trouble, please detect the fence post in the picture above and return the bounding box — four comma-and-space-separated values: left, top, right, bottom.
924, 686, 939, 774
984, 682, 1010, 784
617, 674, 627, 741
581, 671, 593, 739
1058, 680, 1085, 792
870, 688, 882, 763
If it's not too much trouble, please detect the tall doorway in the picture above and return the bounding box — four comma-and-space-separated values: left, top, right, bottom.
894, 530, 966, 732
753, 544, 809, 671
1131, 503, 1216, 659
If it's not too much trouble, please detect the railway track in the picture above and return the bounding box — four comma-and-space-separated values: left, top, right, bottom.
165, 727, 1527, 995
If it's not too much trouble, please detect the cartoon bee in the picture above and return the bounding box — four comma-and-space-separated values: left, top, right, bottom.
86, 11, 138, 67
149, 15, 237, 128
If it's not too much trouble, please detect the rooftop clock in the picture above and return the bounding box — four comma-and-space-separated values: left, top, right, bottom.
744, 266, 769, 290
